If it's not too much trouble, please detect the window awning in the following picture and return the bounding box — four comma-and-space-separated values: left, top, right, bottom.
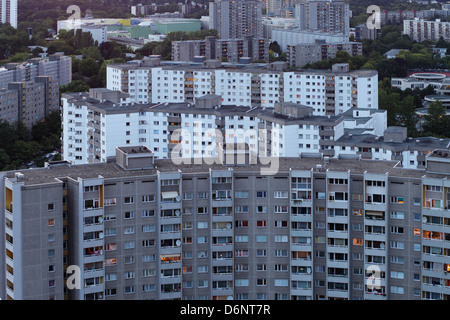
162, 191, 179, 199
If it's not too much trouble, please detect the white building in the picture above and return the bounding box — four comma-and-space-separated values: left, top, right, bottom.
61, 88, 387, 166
106, 59, 379, 116
0, 0, 17, 28
403, 18, 450, 42
270, 28, 349, 52
57, 20, 108, 45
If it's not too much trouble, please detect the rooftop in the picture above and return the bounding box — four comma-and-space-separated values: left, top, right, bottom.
335, 133, 450, 151
3, 156, 428, 186
107, 58, 378, 77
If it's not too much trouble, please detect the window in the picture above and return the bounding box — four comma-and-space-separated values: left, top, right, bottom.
256, 191, 267, 198
274, 235, 288, 243
142, 194, 155, 202
235, 235, 248, 243
274, 191, 288, 198
390, 286, 404, 294
48, 219, 55, 226
390, 211, 404, 219
256, 206, 267, 213
390, 196, 404, 204
124, 196, 134, 204
235, 191, 248, 198
256, 235, 267, 242
124, 211, 134, 219
48, 203, 55, 211
274, 279, 289, 287
197, 192, 208, 199
197, 222, 208, 229
390, 226, 404, 234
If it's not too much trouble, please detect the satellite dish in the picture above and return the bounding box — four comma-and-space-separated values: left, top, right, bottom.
175, 210, 181, 216
227, 296, 233, 300
98, 217, 103, 223
176, 239, 181, 246
99, 232, 104, 239
307, 267, 311, 274
176, 195, 181, 202
306, 238, 311, 244
226, 223, 232, 229
422, 217, 427, 223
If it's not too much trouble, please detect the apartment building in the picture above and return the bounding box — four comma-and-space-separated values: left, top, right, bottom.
0, 75, 60, 128
209, 0, 263, 39
2, 144, 450, 300
171, 37, 270, 63
61, 88, 387, 165
0, 53, 72, 89
270, 29, 348, 52
403, 18, 450, 42
266, 0, 297, 17
0, 0, 17, 28
286, 41, 363, 67
294, 0, 350, 36
106, 59, 378, 113
334, 126, 450, 169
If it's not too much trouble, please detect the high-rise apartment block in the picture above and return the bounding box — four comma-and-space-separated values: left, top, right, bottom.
295, 0, 350, 36
106, 58, 378, 113
0, 53, 72, 89
403, 18, 450, 42
0, 53, 70, 127
209, 0, 263, 39
172, 36, 270, 63
286, 41, 363, 67
1, 144, 450, 300
0, 0, 17, 28
0, 76, 60, 128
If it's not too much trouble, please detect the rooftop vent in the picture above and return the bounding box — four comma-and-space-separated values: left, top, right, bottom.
15, 172, 25, 182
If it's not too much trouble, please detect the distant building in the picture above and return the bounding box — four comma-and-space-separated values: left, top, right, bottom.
131, 4, 154, 16
294, 0, 350, 36
209, 0, 263, 39
0, 0, 17, 28
271, 28, 348, 52
106, 59, 378, 113
80, 25, 108, 45
172, 37, 269, 63
391, 72, 446, 91
0, 53, 72, 89
403, 18, 450, 42
0, 76, 59, 128
383, 49, 409, 59
353, 23, 380, 41
286, 40, 362, 67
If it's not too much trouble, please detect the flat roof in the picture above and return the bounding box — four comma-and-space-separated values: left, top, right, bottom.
107, 60, 378, 77
3, 156, 430, 186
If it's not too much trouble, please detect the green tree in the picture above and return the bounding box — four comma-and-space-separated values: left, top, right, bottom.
396, 95, 418, 137
423, 101, 450, 137
60, 80, 90, 93
0, 149, 10, 170
79, 57, 99, 77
